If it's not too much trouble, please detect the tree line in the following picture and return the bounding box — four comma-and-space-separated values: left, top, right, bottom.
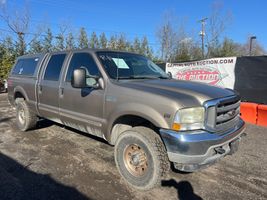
28, 28, 153, 57
0, 27, 154, 79
0, 1, 266, 79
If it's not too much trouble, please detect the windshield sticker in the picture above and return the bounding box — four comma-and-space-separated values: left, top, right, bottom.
112, 58, 130, 69
19, 68, 24, 74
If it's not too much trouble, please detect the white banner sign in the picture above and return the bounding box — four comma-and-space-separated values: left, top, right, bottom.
166, 57, 237, 89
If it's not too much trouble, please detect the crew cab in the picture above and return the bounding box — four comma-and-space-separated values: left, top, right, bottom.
8, 49, 245, 190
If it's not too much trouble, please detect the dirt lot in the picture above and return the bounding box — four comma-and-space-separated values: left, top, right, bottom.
0, 93, 266, 200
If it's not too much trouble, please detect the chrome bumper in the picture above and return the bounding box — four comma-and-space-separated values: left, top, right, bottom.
159, 119, 245, 172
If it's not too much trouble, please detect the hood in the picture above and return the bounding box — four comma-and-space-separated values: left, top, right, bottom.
116, 79, 236, 105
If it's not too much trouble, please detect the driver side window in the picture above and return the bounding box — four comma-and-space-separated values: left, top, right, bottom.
66, 53, 100, 85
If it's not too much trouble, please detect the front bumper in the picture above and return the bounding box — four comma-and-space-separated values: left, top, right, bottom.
159, 119, 245, 172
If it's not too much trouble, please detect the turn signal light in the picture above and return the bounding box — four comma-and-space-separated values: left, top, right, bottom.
172, 123, 181, 131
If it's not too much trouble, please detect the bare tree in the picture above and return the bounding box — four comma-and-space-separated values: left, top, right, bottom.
250, 41, 266, 56
173, 20, 195, 61
241, 36, 266, 56
156, 12, 178, 62
206, 1, 232, 57
0, 2, 46, 55
0, 4, 30, 55
55, 23, 69, 51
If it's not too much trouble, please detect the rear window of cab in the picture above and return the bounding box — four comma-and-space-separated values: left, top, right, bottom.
12, 57, 39, 76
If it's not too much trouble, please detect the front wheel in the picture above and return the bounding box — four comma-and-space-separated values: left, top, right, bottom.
114, 126, 170, 190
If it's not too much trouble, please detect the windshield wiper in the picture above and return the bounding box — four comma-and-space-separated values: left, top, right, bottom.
117, 75, 170, 80
118, 75, 156, 80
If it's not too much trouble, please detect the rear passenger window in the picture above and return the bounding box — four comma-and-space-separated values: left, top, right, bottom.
44, 54, 66, 81
12, 58, 39, 76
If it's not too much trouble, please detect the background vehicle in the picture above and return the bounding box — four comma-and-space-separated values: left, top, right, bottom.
0, 79, 7, 93
8, 49, 245, 190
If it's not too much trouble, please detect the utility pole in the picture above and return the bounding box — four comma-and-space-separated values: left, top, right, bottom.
198, 17, 208, 58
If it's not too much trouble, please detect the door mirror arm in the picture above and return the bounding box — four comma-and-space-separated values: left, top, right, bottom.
86, 74, 99, 80
167, 72, 172, 79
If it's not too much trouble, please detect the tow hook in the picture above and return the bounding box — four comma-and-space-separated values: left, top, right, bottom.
215, 147, 225, 154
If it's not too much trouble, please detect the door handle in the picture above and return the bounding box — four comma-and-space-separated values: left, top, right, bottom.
38, 85, 42, 93
60, 87, 64, 96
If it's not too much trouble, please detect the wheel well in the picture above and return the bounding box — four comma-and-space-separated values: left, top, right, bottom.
110, 115, 159, 145
14, 92, 25, 101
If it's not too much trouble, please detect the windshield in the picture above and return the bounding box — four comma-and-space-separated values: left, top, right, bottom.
97, 52, 168, 80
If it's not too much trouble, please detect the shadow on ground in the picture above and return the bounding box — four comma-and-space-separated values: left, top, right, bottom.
0, 152, 90, 200
162, 179, 203, 200
35, 118, 55, 130
0, 117, 14, 124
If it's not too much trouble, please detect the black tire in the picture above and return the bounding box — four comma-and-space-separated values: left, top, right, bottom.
114, 126, 170, 190
15, 98, 37, 131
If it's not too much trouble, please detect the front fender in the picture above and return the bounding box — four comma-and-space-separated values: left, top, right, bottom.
106, 102, 170, 142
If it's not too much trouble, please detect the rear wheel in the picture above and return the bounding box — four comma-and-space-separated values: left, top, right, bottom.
114, 126, 170, 190
15, 98, 37, 131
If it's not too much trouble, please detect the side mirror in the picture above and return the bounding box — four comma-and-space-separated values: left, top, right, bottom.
71, 68, 101, 89
71, 68, 87, 88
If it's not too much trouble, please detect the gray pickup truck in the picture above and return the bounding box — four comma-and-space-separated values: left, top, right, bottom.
8, 49, 245, 190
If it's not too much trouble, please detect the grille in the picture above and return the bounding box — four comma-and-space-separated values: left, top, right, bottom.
205, 95, 241, 133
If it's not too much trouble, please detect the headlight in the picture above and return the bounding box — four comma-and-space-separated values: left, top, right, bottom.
172, 107, 205, 131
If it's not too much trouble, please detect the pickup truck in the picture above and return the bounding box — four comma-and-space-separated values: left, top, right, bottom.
8, 49, 245, 190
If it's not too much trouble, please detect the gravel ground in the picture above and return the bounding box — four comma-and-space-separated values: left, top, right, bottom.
0, 92, 266, 200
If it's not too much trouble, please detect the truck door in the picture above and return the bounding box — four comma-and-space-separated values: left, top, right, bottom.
59, 52, 105, 137
37, 53, 67, 122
